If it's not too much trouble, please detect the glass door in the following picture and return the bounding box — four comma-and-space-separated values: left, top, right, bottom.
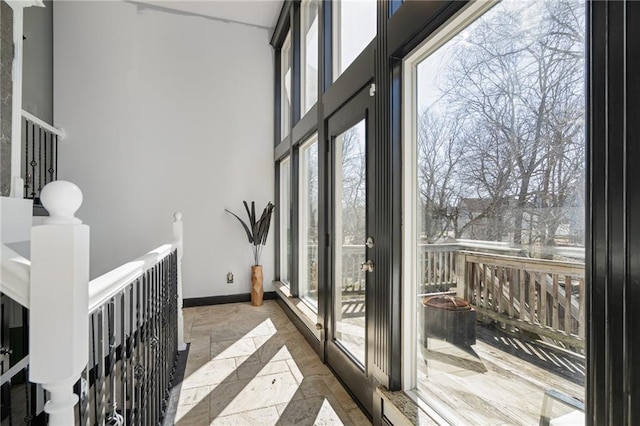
326, 87, 374, 415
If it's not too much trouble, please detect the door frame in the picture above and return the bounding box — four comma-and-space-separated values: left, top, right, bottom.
324, 84, 376, 416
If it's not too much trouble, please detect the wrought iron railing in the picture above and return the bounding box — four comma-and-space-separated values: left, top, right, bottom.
77, 248, 179, 425
21, 110, 64, 204
0, 182, 186, 425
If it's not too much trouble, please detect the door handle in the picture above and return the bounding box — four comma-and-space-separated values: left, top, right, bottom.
360, 260, 374, 273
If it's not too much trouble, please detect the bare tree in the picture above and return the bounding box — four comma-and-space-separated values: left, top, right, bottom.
416, 0, 585, 254
339, 126, 366, 244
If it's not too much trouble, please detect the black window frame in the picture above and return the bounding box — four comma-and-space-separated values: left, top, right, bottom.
270, 0, 640, 423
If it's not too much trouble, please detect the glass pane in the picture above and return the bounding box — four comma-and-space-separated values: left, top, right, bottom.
334, 120, 366, 366
281, 33, 292, 140
280, 157, 291, 284
300, 135, 319, 308
301, 0, 319, 114
333, 0, 376, 81
411, 0, 586, 423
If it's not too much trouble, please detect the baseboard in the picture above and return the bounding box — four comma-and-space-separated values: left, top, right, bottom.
183, 291, 277, 307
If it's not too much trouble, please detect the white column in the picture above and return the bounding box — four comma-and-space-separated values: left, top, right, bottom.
5, 1, 44, 198
173, 211, 187, 351
29, 180, 89, 425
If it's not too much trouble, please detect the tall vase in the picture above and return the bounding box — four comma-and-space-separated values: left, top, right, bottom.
251, 265, 264, 306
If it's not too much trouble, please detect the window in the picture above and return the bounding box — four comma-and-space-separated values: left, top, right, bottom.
280, 156, 292, 284
333, 0, 376, 81
281, 32, 292, 140
403, 0, 586, 423
301, 0, 319, 115
334, 120, 367, 366
299, 134, 319, 307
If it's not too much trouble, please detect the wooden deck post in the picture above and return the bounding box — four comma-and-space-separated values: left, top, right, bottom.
455, 252, 468, 300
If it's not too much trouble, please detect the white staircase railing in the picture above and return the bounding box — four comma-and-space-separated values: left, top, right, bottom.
1, 180, 185, 424
21, 110, 65, 202
0, 244, 30, 308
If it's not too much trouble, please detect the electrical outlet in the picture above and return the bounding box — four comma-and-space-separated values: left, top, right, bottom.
226, 272, 234, 284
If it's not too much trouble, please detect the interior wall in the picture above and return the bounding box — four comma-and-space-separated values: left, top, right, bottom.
53, 1, 275, 299
23, 1, 53, 123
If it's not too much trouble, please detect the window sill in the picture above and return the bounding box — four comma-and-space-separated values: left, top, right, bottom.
376, 387, 450, 425
273, 281, 322, 342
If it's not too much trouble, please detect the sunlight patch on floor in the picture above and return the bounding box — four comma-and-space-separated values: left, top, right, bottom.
219, 347, 299, 417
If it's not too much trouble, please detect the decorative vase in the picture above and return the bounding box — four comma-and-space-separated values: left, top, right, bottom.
251, 265, 264, 306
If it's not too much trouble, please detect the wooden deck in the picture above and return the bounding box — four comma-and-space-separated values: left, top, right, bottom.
417, 323, 584, 425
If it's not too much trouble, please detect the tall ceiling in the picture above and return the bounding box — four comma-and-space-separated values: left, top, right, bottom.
136, 1, 283, 29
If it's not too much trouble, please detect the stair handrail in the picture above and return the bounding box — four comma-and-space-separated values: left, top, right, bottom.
1, 243, 30, 308
21, 109, 65, 138
88, 243, 175, 314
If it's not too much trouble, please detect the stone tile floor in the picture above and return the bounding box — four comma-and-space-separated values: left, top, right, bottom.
176, 300, 371, 425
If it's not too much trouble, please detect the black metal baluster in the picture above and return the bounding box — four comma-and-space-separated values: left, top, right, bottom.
48, 131, 55, 182
148, 269, 154, 425
43, 132, 47, 187
106, 299, 121, 425
152, 264, 159, 426
24, 119, 29, 197
160, 260, 166, 420
23, 366, 31, 425
157, 261, 163, 422
98, 309, 106, 425
141, 272, 149, 425
148, 268, 154, 426
126, 285, 134, 424
37, 127, 42, 197
54, 134, 58, 181
30, 123, 36, 198
91, 313, 98, 425
152, 264, 158, 425
161, 258, 168, 417
132, 278, 141, 426
76, 367, 90, 426
120, 290, 127, 424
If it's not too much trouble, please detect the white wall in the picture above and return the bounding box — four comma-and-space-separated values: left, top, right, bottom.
53, 1, 275, 299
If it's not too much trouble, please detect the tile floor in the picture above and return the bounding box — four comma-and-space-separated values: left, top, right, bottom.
176, 300, 371, 425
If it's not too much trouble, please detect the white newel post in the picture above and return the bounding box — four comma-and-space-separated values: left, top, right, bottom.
29, 181, 89, 425
173, 212, 187, 351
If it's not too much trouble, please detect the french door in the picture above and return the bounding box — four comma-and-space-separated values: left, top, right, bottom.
325, 86, 375, 415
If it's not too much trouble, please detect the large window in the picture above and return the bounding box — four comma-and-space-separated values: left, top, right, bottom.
403, 0, 586, 423
332, 0, 376, 81
299, 134, 319, 307
280, 156, 292, 284
281, 32, 292, 140
301, 0, 319, 115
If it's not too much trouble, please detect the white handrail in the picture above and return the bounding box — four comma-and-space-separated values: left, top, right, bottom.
1, 244, 30, 308
21, 109, 65, 138
88, 243, 176, 313
0, 355, 29, 387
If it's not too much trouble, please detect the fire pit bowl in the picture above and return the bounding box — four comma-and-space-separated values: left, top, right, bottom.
421, 295, 477, 347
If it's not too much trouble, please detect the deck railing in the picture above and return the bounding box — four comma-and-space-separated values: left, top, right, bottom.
419, 244, 459, 293
340, 245, 366, 294
417, 243, 586, 351
457, 251, 585, 350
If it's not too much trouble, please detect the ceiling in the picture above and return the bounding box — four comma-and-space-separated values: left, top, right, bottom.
136, 0, 283, 29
